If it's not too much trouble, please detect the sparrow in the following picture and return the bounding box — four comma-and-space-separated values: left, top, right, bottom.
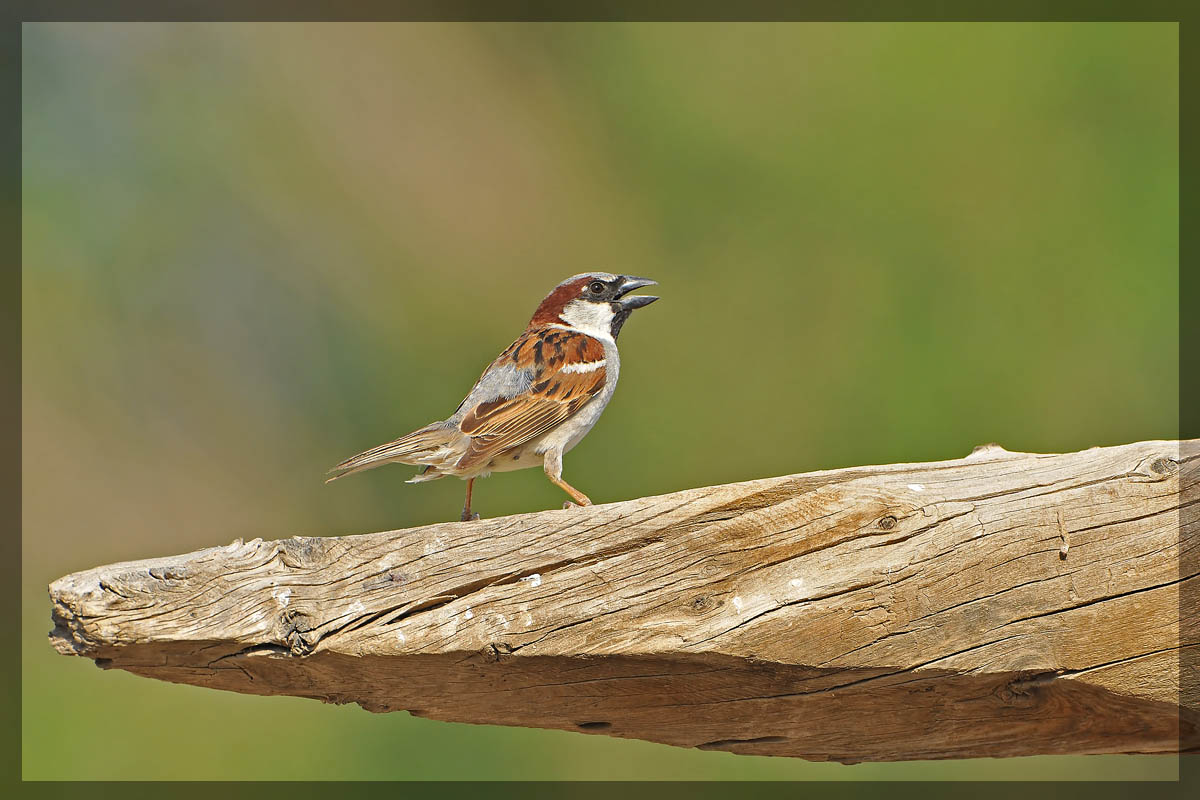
326, 273, 659, 521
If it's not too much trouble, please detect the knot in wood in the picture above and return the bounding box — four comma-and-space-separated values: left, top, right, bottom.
996, 672, 1059, 707
686, 595, 720, 615
280, 609, 317, 656
483, 641, 515, 662
279, 536, 329, 568
1149, 457, 1178, 477
877, 515, 897, 531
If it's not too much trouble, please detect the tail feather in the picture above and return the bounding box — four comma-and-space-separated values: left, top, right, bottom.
405, 465, 444, 484
325, 422, 456, 483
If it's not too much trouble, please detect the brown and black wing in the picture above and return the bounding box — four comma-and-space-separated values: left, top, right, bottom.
454, 327, 607, 471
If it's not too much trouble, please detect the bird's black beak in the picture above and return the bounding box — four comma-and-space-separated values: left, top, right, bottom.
615, 276, 659, 310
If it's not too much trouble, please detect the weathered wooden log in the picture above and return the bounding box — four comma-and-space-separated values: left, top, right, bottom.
49, 440, 1197, 763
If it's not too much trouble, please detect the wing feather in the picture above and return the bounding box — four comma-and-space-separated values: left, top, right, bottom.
455, 327, 608, 470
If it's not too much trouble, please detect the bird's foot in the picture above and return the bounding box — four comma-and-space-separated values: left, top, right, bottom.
561, 499, 591, 510
460, 510, 481, 522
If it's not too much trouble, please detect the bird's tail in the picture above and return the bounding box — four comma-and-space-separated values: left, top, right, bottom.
325, 422, 459, 483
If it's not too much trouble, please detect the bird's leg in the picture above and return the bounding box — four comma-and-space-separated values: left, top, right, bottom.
543, 451, 592, 509
551, 476, 592, 508
460, 478, 480, 522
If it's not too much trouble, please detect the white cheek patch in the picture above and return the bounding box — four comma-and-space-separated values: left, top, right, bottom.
557, 300, 616, 342
560, 359, 606, 374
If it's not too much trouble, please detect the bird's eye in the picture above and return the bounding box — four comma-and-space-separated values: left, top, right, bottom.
588, 280, 607, 294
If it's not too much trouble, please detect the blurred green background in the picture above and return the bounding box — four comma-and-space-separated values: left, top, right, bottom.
22, 23, 1178, 780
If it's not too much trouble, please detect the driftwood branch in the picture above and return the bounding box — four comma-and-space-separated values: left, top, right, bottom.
49, 440, 1198, 763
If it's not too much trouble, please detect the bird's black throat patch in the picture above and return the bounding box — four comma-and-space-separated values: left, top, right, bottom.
609, 305, 632, 339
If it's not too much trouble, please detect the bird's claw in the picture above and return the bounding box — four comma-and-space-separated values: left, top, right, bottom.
460, 511, 481, 522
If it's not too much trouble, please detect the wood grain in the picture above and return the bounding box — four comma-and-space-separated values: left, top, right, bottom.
49, 440, 1199, 762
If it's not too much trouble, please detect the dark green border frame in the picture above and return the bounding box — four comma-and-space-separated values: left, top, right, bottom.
3, 2, 1192, 796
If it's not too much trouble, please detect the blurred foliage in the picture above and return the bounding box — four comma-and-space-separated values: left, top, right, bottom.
22, 23, 1177, 780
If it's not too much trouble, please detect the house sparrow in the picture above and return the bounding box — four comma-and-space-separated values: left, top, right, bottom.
326, 273, 659, 521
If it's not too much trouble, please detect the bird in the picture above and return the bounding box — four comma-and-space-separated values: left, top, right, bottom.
326, 273, 659, 521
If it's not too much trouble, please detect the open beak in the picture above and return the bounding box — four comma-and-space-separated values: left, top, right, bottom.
616, 276, 659, 310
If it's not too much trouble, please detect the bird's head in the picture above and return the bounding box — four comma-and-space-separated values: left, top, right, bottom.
529, 273, 659, 340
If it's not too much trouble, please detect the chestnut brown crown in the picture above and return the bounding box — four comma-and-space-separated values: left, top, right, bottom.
528, 273, 659, 331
